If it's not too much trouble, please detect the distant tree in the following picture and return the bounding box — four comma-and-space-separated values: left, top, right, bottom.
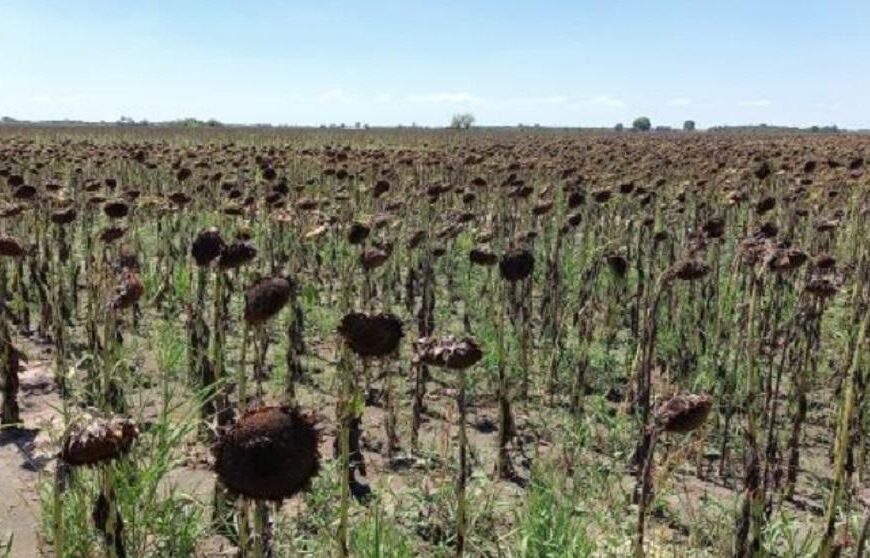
1, 116, 19, 124
172, 117, 223, 128
632, 116, 652, 131
450, 113, 475, 130
354, 121, 361, 129
117, 116, 152, 127
614, 122, 624, 132
683, 120, 696, 132
805, 125, 839, 133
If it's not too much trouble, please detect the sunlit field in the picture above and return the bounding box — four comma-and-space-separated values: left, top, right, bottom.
0, 125, 868, 557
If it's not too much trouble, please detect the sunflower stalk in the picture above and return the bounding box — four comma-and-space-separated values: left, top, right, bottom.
817, 296, 869, 557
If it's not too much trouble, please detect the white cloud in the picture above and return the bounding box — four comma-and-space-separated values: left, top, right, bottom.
814, 101, 842, 110
407, 92, 483, 104
587, 95, 625, 108
501, 95, 569, 106
316, 89, 353, 103
740, 99, 771, 107
373, 93, 392, 103
669, 98, 692, 106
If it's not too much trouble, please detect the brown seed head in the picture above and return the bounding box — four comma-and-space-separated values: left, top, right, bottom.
414, 336, 483, 370
347, 222, 370, 245
672, 259, 711, 282
214, 406, 320, 501
0, 236, 26, 258
109, 271, 144, 310
191, 227, 226, 267
61, 414, 139, 466
469, 248, 498, 266
100, 225, 127, 243
360, 246, 390, 271
765, 245, 808, 273
806, 275, 839, 298
338, 312, 403, 357
656, 393, 712, 433
51, 207, 77, 225
606, 254, 629, 277
499, 249, 534, 282
702, 218, 725, 239
103, 200, 130, 219
244, 276, 294, 325
218, 240, 257, 270
13, 185, 37, 201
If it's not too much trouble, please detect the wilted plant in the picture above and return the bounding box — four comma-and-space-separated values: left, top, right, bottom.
189, 226, 225, 439
214, 405, 320, 557
0, 237, 25, 425
415, 335, 483, 556
59, 413, 139, 558
495, 247, 534, 480
336, 310, 402, 556
635, 393, 712, 557
0, 126, 867, 558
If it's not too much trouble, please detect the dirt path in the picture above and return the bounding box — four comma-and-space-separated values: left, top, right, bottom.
0, 354, 61, 558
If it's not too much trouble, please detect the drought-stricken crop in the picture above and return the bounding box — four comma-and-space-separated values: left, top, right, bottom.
0, 126, 868, 557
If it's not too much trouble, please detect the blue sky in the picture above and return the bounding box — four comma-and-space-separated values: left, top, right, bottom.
1, 1, 868, 128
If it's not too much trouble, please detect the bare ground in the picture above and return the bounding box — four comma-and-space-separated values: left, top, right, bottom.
0, 334, 841, 557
